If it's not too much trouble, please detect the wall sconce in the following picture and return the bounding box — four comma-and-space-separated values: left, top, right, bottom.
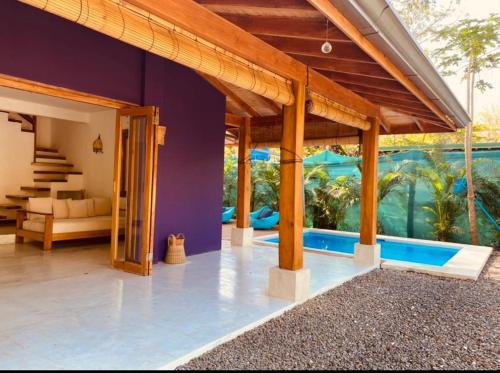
93, 134, 103, 154
158, 126, 167, 146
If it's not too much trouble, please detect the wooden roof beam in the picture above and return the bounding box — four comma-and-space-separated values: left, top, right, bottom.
297, 56, 394, 80
413, 118, 424, 132
225, 113, 244, 127
260, 35, 375, 63
127, 0, 379, 118
129, 0, 307, 82
220, 14, 352, 42
201, 74, 260, 117
307, 0, 455, 129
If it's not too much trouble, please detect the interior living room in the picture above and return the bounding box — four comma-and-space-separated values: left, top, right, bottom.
0, 85, 117, 284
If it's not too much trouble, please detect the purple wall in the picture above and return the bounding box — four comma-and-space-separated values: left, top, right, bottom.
0, 1, 225, 261
144, 56, 225, 260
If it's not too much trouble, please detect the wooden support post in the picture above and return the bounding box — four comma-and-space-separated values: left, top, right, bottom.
279, 81, 306, 271
359, 117, 380, 245
236, 117, 251, 229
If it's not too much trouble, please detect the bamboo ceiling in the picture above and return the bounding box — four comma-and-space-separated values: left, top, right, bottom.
18, 0, 458, 145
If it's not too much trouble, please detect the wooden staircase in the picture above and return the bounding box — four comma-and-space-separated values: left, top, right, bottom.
4, 147, 83, 200
1, 115, 83, 223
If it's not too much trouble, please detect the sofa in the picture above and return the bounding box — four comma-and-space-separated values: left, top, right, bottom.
16, 197, 116, 250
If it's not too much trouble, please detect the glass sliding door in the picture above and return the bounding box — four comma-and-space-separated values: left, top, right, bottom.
111, 107, 159, 276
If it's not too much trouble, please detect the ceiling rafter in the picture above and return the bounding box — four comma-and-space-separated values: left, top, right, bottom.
306, 0, 455, 129
201, 73, 260, 117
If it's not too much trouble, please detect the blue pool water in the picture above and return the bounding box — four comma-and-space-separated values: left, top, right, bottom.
264, 231, 460, 266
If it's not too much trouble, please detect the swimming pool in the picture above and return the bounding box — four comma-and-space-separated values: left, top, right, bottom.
261, 231, 460, 266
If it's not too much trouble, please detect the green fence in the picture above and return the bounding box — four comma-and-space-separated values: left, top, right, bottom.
224, 147, 500, 248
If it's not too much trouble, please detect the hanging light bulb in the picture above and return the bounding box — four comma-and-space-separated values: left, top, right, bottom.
321, 19, 333, 54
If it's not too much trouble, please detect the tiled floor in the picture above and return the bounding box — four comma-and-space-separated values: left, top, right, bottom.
0, 239, 373, 369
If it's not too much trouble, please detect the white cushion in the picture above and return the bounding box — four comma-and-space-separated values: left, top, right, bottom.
28, 197, 53, 214
94, 197, 112, 216
53, 199, 70, 219
85, 199, 96, 217
67, 199, 88, 218
22, 215, 123, 234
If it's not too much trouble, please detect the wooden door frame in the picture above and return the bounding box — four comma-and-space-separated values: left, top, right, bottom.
112, 107, 159, 276
0, 74, 158, 275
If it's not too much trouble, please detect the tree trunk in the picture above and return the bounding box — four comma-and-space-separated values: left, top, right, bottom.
407, 163, 416, 238
465, 66, 479, 245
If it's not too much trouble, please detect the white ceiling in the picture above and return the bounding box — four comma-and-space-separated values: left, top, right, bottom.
0, 86, 113, 123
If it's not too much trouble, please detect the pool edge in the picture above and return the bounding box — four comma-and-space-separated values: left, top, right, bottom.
254, 229, 493, 281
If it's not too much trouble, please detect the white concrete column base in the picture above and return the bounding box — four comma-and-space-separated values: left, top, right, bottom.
268, 266, 311, 302
354, 243, 381, 266
231, 227, 254, 246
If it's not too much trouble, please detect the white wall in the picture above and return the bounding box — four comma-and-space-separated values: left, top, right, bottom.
50, 109, 116, 198
0, 112, 34, 204
36, 116, 53, 148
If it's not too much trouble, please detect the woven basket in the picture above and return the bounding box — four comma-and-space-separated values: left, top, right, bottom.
165, 233, 186, 264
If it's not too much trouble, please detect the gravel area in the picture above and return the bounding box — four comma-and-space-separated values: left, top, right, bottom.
179, 252, 500, 370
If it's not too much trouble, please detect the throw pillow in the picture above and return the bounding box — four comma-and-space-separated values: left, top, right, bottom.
85, 199, 96, 217
28, 197, 53, 214
53, 199, 70, 219
258, 207, 273, 219
68, 199, 88, 218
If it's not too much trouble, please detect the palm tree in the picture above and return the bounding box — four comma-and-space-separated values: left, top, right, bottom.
303, 165, 330, 227
417, 152, 466, 241
223, 155, 238, 207
377, 159, 416, 234
251, 161, 280, 210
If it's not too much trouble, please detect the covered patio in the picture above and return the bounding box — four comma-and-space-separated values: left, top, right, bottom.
0, 240, 373, 369
4, 0, 470, 300
0, 0, 480, 369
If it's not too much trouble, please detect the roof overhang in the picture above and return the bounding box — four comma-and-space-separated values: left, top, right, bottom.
332, 0, 470, 128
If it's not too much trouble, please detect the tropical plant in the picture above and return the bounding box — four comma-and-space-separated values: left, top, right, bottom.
251, 161, 280, 210
303, 165, 330, 227
390, 0, 460, 42
417, 152, 466, 241
472, 159, 500, 223
223, 154, 238, 208
328, 175, 361, 229
377, 160, 414, 234
433, 15, 500, 245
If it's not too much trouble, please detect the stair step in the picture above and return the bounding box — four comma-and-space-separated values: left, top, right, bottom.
32, 162, 74, 168
5, 194, 34, 201
0, 204, 22, 210
8, 118, 22, 124
33, 170, 82, 175
21, 186, 51, 192
0, 217, 16, 225
33, 178, 67, 183
36, 154, 66, 160
35, 147, 58, 153
21, 128, 35, 133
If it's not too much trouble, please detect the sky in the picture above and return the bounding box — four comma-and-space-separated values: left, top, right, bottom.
433, 0, 500, 119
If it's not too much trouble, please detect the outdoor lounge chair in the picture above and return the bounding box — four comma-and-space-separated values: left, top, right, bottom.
222, 206, 235, 223
249, 206, 268, 220
250, 206, 279, 230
